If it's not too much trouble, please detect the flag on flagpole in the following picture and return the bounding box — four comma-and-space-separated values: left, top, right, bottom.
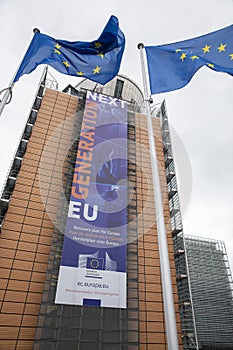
13, 15, 125, 85
145, 24, 233, 94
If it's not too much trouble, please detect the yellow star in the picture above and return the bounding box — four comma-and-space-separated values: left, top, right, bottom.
55, 43, 61, 49
54, 49, 61, 55
93, 66, 101, 74
229, 53, 233, 60
98, 53, 104, 59
76, 71, 84, 76
202, 44, 211, 53
180, 53, 187, 61
94, 42, 102, 49
175, 49, 182, 53
218, 43, 227, 52
63, 61, 70, 67
190, 55, 199, 61
207, 63, 215, 68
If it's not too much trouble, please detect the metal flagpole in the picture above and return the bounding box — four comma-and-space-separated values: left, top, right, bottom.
0, 28, 40, 118
0, 83, 14, 117
137, 43, 180, 350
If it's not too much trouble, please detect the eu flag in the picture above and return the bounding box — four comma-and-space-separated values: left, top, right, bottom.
86, 257, 104, 270
145, 24, 233, 94
13, 16, 125, 85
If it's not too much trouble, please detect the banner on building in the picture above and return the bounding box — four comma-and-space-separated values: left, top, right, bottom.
55, 91, 128, 308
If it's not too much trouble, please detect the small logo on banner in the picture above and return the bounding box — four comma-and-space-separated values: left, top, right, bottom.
86, 257, 104, 270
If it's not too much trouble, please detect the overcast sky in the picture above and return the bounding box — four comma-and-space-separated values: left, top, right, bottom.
0, 0, 233, 272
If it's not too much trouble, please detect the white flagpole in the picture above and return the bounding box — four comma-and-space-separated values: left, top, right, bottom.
138, 43, 180, 350
0, 28, 40, 118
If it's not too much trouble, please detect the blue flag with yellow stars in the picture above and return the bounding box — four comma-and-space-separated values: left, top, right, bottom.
145, 24, 233, 94
13, 15, 125, 85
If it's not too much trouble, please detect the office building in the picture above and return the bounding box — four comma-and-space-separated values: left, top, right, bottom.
0, 69, 194, 349
184, 235, 233, 350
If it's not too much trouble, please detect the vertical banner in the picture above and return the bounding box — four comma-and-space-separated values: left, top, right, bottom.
55, 91, 128, 308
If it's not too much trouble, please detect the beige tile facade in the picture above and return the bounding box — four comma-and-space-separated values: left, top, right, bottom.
0, 89, 78, 350
135, 114, 182, 349
0, 88, 182, 349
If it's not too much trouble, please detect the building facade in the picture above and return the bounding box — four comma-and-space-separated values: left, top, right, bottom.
184, 235, 233, 350
0, 70, 194, 349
